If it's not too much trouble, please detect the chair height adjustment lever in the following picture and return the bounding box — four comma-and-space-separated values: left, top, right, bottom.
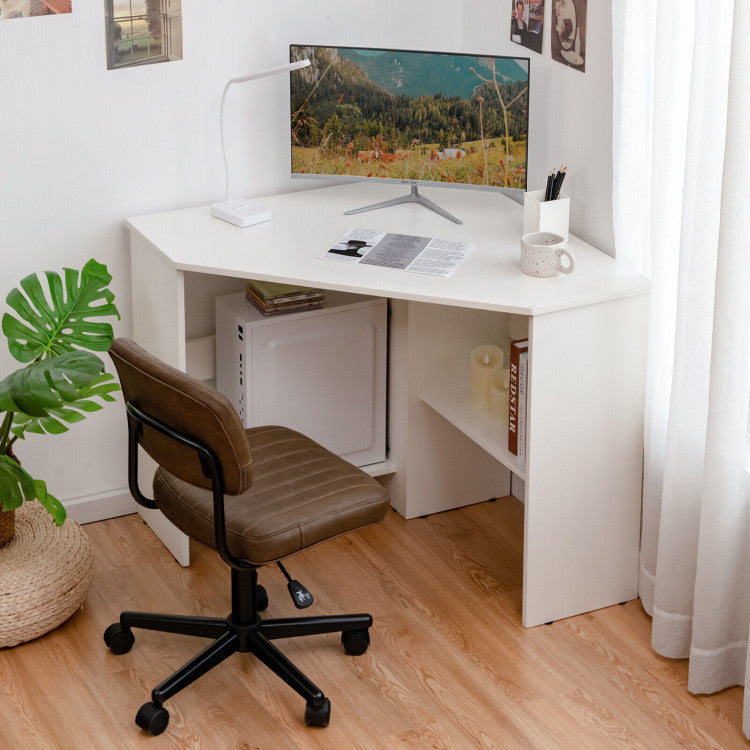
276, 561, 314, 608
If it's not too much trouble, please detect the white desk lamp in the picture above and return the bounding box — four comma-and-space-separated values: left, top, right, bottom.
211, 59, 311, 227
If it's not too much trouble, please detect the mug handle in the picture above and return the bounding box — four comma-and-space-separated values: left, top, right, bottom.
557, 248, 575, 274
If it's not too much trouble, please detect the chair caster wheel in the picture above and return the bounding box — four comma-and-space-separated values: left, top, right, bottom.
103, 623, 134, 655
341, 629, 370, 656
256, 584, 268, 612
304, 697, 331, 727
135, 701, 169, 735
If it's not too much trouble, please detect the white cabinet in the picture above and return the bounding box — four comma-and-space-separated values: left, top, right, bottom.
215, 291, 387, 467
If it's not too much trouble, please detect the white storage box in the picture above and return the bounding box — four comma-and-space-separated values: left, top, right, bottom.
216, 291, 387, 467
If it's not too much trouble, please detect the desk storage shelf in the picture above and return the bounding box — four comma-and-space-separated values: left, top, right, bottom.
361, 459, 397, 478
126, 181, 650, 627
420, 385, 526, 480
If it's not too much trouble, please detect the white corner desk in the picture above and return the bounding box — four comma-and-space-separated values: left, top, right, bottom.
126, 181, 650, 628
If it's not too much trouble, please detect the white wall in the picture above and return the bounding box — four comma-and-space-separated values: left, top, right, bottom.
0, 1, 611, 518
462, 1, 615, 254
0, 1, 460, 518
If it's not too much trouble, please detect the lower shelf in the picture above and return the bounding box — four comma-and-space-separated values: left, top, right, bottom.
361, 459, 397, 478
419, 385, 526, 481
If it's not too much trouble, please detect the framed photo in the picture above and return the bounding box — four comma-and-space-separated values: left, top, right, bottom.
510, 0, 544, 55
104, 0, 182, 70
551, 0, 587, 72
0, 0, 71, 21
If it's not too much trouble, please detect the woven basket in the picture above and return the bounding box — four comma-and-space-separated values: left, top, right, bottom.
0, 501, 94, 648
0, 509, 14, 547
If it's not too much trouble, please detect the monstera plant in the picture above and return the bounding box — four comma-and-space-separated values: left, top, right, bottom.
0, 259, 120, 528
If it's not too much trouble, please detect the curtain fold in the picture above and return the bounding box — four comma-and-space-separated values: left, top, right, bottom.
689, 0, 750, 695
613, 0, 750, 738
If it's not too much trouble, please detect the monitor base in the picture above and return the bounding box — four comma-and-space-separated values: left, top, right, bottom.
344, 185, 462, 225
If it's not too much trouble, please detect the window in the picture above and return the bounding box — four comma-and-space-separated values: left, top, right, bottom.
105, 0, 181, 70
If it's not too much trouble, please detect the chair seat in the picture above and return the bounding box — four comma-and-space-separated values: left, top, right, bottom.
153, 425, 389, 565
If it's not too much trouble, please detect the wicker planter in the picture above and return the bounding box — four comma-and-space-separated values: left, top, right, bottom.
0, 501, 94, 648
0, 509, 14, 547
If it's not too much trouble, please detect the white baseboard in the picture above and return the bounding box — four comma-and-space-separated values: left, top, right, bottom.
64, 488, 138, 525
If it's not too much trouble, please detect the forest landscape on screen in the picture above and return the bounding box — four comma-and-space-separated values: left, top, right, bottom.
290, 45, 529, 191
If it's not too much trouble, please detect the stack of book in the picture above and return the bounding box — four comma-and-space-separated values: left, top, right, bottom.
246, 279, 325, 316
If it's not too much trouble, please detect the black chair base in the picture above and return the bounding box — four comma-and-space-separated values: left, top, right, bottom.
104, 568, 372, 735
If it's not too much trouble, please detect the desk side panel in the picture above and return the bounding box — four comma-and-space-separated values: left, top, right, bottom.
129, 232, 190, 566
379, 299, 409, 511
522, 294, 648, 627
130, 234, 186, 368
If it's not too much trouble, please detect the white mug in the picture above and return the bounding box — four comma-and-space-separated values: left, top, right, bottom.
520, 232, 575, 277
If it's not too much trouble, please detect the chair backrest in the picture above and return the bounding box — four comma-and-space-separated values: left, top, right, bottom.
109, 338, 253, 495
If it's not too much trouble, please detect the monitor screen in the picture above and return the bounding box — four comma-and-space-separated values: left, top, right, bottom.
289, 45, 529, 194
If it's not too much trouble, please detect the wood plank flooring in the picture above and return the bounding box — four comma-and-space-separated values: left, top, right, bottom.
1, 497, 747, 749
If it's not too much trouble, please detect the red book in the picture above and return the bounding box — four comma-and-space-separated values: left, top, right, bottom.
508, 338, 529, 455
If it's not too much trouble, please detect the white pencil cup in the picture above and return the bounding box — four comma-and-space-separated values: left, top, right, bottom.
523, 189, 570, 242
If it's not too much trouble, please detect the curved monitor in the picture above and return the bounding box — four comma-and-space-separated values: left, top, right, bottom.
289, 44, 530, 222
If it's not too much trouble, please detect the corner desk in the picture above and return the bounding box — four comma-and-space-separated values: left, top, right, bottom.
126, 181, 650, 628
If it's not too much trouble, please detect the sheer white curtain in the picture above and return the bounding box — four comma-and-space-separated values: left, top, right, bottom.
613, 0, 750, 738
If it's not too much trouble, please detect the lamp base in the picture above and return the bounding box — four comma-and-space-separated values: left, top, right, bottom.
210, 199, 272, 227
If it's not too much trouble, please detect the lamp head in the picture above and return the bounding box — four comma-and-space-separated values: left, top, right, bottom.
229, 59, 310, 86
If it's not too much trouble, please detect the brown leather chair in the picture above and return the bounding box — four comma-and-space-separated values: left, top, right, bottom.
104, 338, 390, 735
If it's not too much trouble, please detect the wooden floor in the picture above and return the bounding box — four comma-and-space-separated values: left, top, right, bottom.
1, 497, 747, 749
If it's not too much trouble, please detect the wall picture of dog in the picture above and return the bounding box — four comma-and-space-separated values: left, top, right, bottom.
551, 0, 586, 72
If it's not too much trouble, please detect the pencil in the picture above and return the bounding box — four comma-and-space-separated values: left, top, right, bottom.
544, 170, 554, 201
551, 167, 567, 200
551, 168, 561, 200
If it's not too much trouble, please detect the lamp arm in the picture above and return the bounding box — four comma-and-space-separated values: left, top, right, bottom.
218, 80, 233, 205
227, 59, 310, 86
218, 59, 310, 205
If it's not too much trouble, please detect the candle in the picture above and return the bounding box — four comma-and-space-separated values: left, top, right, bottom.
489, 368, 510, 423
469, 345, 503, 411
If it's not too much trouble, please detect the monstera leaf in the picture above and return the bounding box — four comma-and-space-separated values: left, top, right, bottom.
2, 258, 120, 363
0, 258, 121, 528
0, 454, 66, 526
10, 371, 120, 438
0, 350, 107, 418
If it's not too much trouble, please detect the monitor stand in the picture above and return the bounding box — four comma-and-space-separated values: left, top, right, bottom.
344, 185, 462, 225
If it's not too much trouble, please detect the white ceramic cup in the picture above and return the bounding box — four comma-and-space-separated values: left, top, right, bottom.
520, 232, 575, 277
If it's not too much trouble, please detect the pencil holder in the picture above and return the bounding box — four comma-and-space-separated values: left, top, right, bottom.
523, 189, 570, 242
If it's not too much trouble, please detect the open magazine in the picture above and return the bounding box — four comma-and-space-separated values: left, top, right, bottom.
321, 228, 474, 277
